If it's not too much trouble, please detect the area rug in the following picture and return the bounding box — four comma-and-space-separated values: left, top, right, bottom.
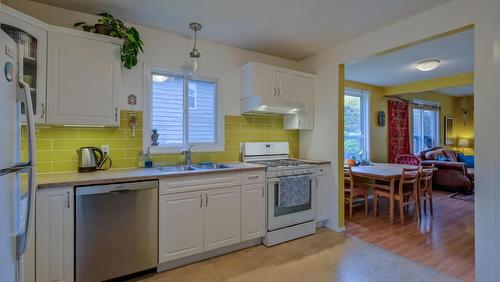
449, 192, 475, 202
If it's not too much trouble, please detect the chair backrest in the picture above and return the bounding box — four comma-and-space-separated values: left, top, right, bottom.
419, 164, 434, 182
343, 165, 354, 189
396, 155, 422, 165
399, 167, 420, 186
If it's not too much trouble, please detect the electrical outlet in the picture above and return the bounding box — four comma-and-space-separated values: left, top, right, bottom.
101, 145, 110, 155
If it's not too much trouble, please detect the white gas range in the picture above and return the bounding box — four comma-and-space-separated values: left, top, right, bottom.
241, 142, 317, 246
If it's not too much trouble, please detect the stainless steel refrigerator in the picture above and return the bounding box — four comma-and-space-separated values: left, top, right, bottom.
0, 29, 36, 282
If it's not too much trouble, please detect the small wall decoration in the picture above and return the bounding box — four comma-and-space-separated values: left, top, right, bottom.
377, 111, 386, 127
461, 96, 469, 126
128, 112, 137, 137
444, 116, 455, 145
127, 94, 137, 105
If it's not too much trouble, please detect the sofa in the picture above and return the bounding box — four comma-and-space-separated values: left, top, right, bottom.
418, 147, 473, 194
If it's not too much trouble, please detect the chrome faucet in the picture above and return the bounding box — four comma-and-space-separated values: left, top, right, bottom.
181, 144, 195, 165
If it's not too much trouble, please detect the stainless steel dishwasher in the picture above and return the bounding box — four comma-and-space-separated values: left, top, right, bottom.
75, 180, 158, 282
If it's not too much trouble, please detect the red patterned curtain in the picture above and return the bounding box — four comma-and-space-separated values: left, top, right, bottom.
388, 100, 410, 163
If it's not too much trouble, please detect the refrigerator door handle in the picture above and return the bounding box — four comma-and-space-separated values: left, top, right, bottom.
15, 166, 35, 259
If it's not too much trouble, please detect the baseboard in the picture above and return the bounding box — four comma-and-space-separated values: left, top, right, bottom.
157, 238, 262, 272
325, 221, 346, 232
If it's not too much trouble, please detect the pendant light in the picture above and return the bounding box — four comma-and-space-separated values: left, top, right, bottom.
188, 22, 202, 75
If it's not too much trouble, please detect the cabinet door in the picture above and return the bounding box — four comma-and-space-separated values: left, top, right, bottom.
316, 174, 330, 221
159, 191, 204, 263
46, 31, 120, 126
1, 9, 47, 124
204, 186, 241, 251
241, 184, 266, 241
298, 77, 314, 129
276, 71, 300, 104
36, 187, 74, 282
254, 67, 277, 100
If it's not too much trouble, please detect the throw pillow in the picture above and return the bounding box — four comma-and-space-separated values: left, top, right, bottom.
437, 155, 451, 162
458, 153, 475, 168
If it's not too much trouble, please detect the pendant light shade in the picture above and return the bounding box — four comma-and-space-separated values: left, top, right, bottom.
188, 23, 202, 75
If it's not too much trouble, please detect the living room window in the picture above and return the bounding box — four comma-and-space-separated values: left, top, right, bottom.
344, 88, 370, 161
412, 100, 440, 154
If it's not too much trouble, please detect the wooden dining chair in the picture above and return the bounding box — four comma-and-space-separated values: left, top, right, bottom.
374, 167, 420, 224
419, 164, 435, 216
344, 165, 369, 221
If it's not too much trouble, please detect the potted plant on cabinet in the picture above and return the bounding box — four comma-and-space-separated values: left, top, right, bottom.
74, 12, 144, 69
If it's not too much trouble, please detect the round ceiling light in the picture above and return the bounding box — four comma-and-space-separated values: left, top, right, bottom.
414, 60, 441, 71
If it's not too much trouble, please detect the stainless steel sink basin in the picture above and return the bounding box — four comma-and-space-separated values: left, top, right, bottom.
156, 165, 198, 172
192, 163, 230, 170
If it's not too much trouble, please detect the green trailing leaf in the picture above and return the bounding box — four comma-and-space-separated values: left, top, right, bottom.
74, 12, 144, 69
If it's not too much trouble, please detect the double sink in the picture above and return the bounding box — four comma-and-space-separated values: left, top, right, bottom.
156, 163, 230, 173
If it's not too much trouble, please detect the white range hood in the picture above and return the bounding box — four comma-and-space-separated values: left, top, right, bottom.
240, 96, 304, 115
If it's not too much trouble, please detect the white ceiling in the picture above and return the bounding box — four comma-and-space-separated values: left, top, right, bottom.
435, 85, 474, 96
31, 0, 453, 60
345, 29, 474, 86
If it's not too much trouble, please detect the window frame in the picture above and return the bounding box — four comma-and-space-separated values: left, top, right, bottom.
143, 63, 224, 153
344, 87, 371, 161
411, 99, 440, 154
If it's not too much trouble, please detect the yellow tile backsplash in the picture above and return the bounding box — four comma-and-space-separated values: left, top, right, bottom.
24, 111, 299, 173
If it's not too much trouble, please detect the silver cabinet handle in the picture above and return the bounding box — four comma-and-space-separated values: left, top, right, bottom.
315, 178, 319, 189
248, 175, 259, 180
277, 87, 280, 96
273, 87, 277, 96
261, 185, 264, 198
200, 194, 203, 208
40, 102, 45, 119
66, 191, 71, 208
205, 194, 208, 207
115, 107, 118, 122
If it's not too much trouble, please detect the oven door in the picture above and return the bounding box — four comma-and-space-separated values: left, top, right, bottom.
267, 175, 316, 231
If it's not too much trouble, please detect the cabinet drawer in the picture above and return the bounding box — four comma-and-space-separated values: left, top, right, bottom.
315, 165, 329, 176
240, 170, 266, 185
160, 172, 241, 195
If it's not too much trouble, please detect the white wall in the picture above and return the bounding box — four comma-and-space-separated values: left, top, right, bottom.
3, 0, 303, 115
299, 0, 500, 280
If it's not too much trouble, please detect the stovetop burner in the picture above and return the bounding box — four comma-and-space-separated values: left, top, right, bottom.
249, 159, 311, 168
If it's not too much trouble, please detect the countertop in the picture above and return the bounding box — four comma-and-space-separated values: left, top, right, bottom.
37, 163, 266, 189
295, 159, 331, 165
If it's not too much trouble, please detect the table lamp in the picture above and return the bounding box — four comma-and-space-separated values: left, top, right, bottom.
457, 138, 470, 153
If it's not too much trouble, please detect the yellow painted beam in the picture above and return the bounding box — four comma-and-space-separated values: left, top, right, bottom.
384, 72, 474, 96
338, 64, 345, 228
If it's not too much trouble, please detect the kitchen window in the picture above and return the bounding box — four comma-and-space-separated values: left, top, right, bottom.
145, 64, 224, 152
344, 88, 370, 161
412, 100, 440, 154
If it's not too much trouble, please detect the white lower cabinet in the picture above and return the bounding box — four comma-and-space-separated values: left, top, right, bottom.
204, 187, 241, 251
158, 191, 204, 263
241, 184, 266, 241
36, 187, 74, 282
158, 170, 266, 263
315, 165, 332, 222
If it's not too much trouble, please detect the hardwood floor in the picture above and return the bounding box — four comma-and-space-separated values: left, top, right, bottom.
346, 190, 475, 281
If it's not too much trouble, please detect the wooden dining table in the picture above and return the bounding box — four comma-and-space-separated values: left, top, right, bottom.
350, 163, 418, 224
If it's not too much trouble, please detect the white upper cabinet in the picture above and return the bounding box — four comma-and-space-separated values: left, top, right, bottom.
1, 5, 48, 124
240, 62, 315, 129
46, 27, 121, 126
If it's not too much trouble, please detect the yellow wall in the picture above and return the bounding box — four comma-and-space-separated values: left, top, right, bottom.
24, 111, 299, 173
344, 78, 475, 162
453, 96, 475, 155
